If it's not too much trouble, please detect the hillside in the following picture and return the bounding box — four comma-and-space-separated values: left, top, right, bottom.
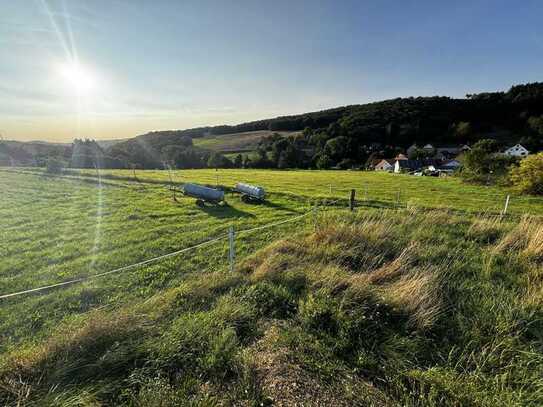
193, 130, 300, 153
3, 82, 543, 170
103, 82, 543, 169
0, 140, 70, 166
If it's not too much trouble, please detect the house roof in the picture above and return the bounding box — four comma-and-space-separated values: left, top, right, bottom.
368, 158, 383, 167
375, 159, 394, 167
505, 144, 528, 151
396, 160, 423, 169
440, 159, 461, 167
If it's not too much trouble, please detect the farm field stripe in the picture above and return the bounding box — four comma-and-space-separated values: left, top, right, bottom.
0, 234, 227, 299
0, 204, 326, 300
0, 201, 337, 299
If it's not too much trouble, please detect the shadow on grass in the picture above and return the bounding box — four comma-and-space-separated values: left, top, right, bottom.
224, 191, 302, 214
198, 202, 256, 219
258, 198, 302, 214
357, 199, 398, 210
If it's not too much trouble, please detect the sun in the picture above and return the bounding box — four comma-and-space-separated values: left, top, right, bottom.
60, 62, 95, 94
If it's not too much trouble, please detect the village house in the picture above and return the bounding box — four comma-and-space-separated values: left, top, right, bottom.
435, 145, 470, 159
394, 159, 423, 173
503, 144, 529, 157
439, 159, 461, 170
423, 144, 435, 155
374, 159, 395, 171
394, 158, 444, 174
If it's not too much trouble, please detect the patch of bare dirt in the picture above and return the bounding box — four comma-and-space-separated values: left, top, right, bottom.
246, 324, 390, 407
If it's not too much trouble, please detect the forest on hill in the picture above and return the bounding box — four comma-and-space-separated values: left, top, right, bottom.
2, 82, 543, 170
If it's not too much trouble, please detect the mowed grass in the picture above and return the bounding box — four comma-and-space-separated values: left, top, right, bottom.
56, 167, 543, 216
0, 170, 310, 355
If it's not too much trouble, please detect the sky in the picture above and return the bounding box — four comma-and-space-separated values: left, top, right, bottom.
1, 0, 542, 142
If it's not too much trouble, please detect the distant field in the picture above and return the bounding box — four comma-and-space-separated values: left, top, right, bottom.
192, 130, 299, 153
44, 167, 543, 216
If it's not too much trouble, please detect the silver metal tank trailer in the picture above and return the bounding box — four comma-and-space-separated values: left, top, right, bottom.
183, 183, 225, 206
235, 182, 266, 202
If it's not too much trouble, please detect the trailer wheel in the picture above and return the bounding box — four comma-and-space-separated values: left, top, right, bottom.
241, 194, 251, 203
196, 199, 205, 207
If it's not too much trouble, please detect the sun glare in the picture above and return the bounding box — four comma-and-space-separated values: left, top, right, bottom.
60, 62, 95, 94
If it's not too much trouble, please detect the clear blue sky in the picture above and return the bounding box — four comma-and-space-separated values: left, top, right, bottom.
1, 0, 542, 141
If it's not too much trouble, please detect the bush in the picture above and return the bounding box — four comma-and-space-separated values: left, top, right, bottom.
337, 158, 356, 169
45, 157, 65, 174
460, 139, 515, 184
207, 152, 233, 168
237, 282, 297, 319
510, 152, 543, 195
298, 291, 340, 335
315, 154, 333, 169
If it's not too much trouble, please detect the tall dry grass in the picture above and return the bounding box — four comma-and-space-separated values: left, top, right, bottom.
493, 216, 543, 261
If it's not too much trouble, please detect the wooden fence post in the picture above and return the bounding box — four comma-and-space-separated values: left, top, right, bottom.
350, 189, 356, 211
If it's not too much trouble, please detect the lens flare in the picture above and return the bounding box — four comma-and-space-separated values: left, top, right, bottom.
60, 62, 95, 94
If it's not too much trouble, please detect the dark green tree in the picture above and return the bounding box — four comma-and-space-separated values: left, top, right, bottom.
234, 154, 243, 168
207, 152, 233, 168
315, 153, 332, 169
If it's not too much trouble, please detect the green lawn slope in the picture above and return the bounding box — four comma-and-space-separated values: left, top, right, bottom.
192, 130, 299, 154
1, 204, 542, 405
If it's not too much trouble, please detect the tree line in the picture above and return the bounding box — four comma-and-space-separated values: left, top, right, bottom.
105, 82, 543, 170
4, 82, 543, 174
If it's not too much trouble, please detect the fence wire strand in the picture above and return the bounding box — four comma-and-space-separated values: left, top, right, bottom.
0, 202, 334, 300
0, 234, 228, 300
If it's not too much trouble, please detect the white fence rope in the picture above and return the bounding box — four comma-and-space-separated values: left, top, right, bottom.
0, 204, 327, 300
0, 234, 227, 300
237, 211, 312, 235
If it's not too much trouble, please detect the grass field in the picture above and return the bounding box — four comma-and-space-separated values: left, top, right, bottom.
0, 169, 310, 355
1, 168, 543, 405
192, 130, 299, 153
19, 167, 543, 216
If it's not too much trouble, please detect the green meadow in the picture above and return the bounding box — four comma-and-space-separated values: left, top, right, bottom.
0, 169, 312, 352
192, 130, 298, 153
1, 167, 543, 405
39, 167, 543, 215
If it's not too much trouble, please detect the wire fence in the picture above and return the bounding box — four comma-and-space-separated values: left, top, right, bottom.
0, 167, 535, 354
0, 169, 537, 304
0, 197, 335, 353
0, 202, 326, 302
1, 167, 540, 217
